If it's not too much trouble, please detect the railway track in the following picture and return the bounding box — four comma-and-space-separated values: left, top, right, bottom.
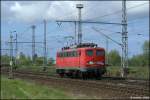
1, 67, 149, 88
2, 70, 149, 98
2, 68, 149, 88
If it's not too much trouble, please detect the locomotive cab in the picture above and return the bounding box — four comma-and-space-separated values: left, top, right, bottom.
85, 48, 105, 67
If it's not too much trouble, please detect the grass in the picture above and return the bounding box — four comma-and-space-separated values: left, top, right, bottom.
1, 75, 72, 99
106, 66, 149, 79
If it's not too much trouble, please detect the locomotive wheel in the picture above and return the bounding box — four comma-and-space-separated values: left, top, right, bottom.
65, 73, 70, 77
66, 72, 73, 78
59, 73, 64, 78
79, 72, 87, 80
95, 71, 102, 80
88, 72, 94, 79
72, 71, 77, 78
75, 71, 80, 78
96, 74, 101, 80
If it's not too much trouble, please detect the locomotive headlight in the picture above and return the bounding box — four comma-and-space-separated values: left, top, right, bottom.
88, 61, 94, 64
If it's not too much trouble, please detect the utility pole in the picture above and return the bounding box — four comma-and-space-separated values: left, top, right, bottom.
9, 33, 13, 79
121, 0, 128, 78
32, 25, 36, 64
106, 39, 109, 64
76, 4, 83, 44
15, 33, 18, 68
43, 20, 47, 71
74, 22, 77, 44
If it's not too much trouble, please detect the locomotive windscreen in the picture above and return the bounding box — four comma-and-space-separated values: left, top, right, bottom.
96, 50, 105, 56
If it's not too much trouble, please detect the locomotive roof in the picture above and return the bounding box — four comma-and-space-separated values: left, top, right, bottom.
58, 47, 105, 52
58, 43, 105, 52
76, 43, 98, 48
61, 43, 98, 49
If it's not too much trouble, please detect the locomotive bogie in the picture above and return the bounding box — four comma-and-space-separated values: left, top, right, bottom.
56, 67, 106, 79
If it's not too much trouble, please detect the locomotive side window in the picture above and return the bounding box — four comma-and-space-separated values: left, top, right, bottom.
86, 50, 93, 56
60, 52, 63, 57
66, 52, 69, 57
65, 52, 67, 57
58, 52, 61, 57
72, 51, 75, 56
69, 52, 72, 57
96, 50, 105, 56
58, 51, 80, 57
62, 52, 64, 57
71, 51, 75, 57
68, 52, 71, 57
58, 52, 60, 57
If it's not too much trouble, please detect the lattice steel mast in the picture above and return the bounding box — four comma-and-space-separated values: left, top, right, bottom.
43, 20, 47, 71
121, 0, 128, 77
32, 25, 36, 64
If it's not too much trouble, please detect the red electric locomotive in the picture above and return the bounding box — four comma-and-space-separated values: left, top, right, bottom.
56, 43, 106, 78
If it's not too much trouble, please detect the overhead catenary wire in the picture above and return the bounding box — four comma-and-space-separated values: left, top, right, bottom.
86, 2, 148, 21
92, 27, 122, 46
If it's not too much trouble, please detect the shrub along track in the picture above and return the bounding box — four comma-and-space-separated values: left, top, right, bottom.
1, 69, 149, 99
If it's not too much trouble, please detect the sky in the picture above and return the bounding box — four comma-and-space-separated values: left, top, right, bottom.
1, 1, 149, 59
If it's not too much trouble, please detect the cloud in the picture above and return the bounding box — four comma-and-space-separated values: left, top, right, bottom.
45, 1, 78, 20
127, 1, 149, 20
10, 2, 50, 23
1, 1, 149, 23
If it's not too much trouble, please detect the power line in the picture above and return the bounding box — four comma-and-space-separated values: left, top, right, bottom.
92, 27, 122, 46
86, 2, 148, 21
93, 27, 120, 34
16, 21, 43, 40
43, 20, 47, 71
128, 16, 148, 24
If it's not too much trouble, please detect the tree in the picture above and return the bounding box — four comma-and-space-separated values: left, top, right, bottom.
142, 40, 149, 55
129, 40, 149, 67
142, 40, 149, 66
108, 50, 121, 66
1, 54, 10, 64
18, 52, 32, 66
35, 57, 44, 65
129, 54, 145, 67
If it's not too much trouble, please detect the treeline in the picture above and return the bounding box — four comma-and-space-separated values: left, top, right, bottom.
1, 40, 149, 67
107, 40, 149, 67
1, 52, 55, 66
128, 40, 149, 67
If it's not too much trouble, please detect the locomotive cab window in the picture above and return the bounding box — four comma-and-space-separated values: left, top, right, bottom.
96, 50, 104, 56
58, 52, 61, 57
86, 50, 93, 56
72, 51, 77, 57
60, 52, 63, 57
64, 52, 67, 57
